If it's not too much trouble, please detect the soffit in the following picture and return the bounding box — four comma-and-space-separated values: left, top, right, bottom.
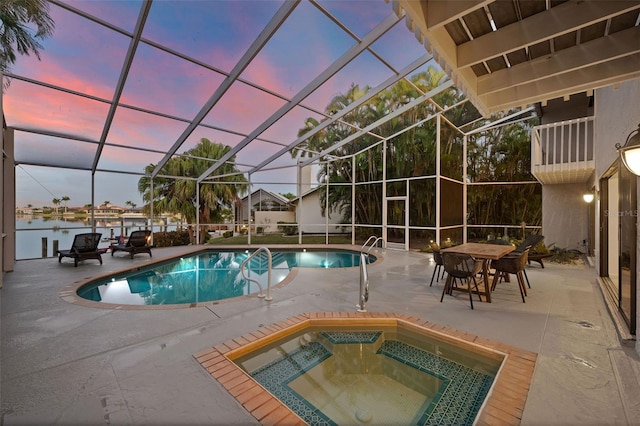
395, 0, 640, 116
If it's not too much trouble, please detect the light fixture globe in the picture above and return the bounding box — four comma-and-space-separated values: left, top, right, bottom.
583, 193, 594, 203
616, 123, 640, 176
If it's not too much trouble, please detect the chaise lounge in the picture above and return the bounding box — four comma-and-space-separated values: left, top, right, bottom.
57, 232, 103, 267
111, 230, 153, 259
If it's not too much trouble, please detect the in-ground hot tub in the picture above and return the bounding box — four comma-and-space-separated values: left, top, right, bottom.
195, 313, 536, 425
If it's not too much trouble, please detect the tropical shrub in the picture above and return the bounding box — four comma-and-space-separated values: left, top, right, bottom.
277, 221, 298, 235
152, 230, 190, 247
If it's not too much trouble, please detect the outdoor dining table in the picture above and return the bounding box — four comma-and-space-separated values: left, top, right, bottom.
440, 242, 514, 303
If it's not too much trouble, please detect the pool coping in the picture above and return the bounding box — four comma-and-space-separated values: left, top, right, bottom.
194, 312, 537, 425
59, 244, 382, 310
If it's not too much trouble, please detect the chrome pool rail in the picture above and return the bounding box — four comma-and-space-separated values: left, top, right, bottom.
361, 235, 385, 255
356, 252, 369, 312
240, 246, 273, 301
357, 235, 384, 312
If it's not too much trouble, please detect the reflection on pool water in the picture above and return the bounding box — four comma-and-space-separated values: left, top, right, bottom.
231, 324, 502, 425
77, 249, 375, 306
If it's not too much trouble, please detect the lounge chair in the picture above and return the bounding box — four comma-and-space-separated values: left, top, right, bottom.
57, 232, 103, 267
111, 230, 152, 259
516, 234, 550, 268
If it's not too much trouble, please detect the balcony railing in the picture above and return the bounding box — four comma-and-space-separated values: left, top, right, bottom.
531, 117, 595, 184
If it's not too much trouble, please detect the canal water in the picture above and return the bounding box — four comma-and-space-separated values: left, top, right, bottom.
14, 216, 179, 260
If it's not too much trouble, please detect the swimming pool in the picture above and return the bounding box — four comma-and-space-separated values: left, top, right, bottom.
75, 248, 375, 306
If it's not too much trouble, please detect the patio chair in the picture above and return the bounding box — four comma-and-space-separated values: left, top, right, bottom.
57, 232, 103, 267
111, 230, 152, 259
440, 252, 483, 309
429, 249, 446, 286
517, 234, 549, 268
491, 248, 530, 303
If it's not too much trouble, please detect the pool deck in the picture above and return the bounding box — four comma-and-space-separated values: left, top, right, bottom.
2, 244, 640, 425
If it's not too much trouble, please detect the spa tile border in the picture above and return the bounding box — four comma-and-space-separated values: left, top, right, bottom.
193, 312, 536, 425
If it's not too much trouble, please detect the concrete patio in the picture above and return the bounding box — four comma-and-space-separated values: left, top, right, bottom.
1, 244, 639, 425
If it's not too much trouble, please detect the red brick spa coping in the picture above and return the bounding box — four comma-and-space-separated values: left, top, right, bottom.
194, 312, 536, 426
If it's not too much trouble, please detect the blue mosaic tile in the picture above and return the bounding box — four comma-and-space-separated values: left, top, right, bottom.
320, 331, 382, 344
247, 333, 495, 426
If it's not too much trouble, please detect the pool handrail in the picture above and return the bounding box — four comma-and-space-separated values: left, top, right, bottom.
361, 236, 385, 255
240, 246, 273, 301
356, 252, 369, 312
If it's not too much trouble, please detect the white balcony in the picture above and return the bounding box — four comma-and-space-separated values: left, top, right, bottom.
531, 117, 595, 184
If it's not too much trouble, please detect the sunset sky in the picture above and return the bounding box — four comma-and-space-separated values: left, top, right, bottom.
3, 0, 435, 209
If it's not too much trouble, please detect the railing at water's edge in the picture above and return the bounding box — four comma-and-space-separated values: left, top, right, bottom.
357, 236, 384, 312
240, 246, 273, 301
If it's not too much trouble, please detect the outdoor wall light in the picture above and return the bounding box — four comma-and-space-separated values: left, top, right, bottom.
616, 123, 640, 176
583, 193, 594, 203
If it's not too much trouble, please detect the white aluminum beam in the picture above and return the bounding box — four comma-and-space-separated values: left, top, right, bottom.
151, 0, 300, 179
197, 12, 402, 183
247, 53, 434, 174
300, 80, 454, 168
92, 0, 152, 173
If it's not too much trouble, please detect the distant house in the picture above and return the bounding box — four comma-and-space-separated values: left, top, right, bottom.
236, 189, 294, 232
290, 186, 348, 234
94, 204, 126, 216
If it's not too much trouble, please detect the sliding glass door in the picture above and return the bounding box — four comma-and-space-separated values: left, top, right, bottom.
601, 166, 637, 335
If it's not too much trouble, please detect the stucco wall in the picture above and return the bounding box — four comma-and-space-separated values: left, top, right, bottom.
593, 78, 640, 352
254, 211, 295, 233
297, 190, 348, 233
594, 83, 640, 179
542, 183, 589, 252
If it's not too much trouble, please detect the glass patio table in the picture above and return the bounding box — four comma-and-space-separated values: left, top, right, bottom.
440, 242, 514, 303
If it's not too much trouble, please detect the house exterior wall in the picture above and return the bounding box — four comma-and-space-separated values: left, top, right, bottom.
540, 94, 595, 253
238, 190, 289, 223
254, 211, 295, 233
542, 183, 588, 252
593, 78, 640, 354
297, 190, 348, 234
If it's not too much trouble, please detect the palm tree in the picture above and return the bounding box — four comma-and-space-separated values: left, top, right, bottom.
125, 200, 137, 210
0, 0, 55, 90
61, 195, 70, 213
138, 138, 247, 242
51, 197, 60, 215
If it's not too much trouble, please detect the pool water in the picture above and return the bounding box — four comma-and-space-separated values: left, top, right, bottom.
76, 249, 374, 306
233, 326, 501, 425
